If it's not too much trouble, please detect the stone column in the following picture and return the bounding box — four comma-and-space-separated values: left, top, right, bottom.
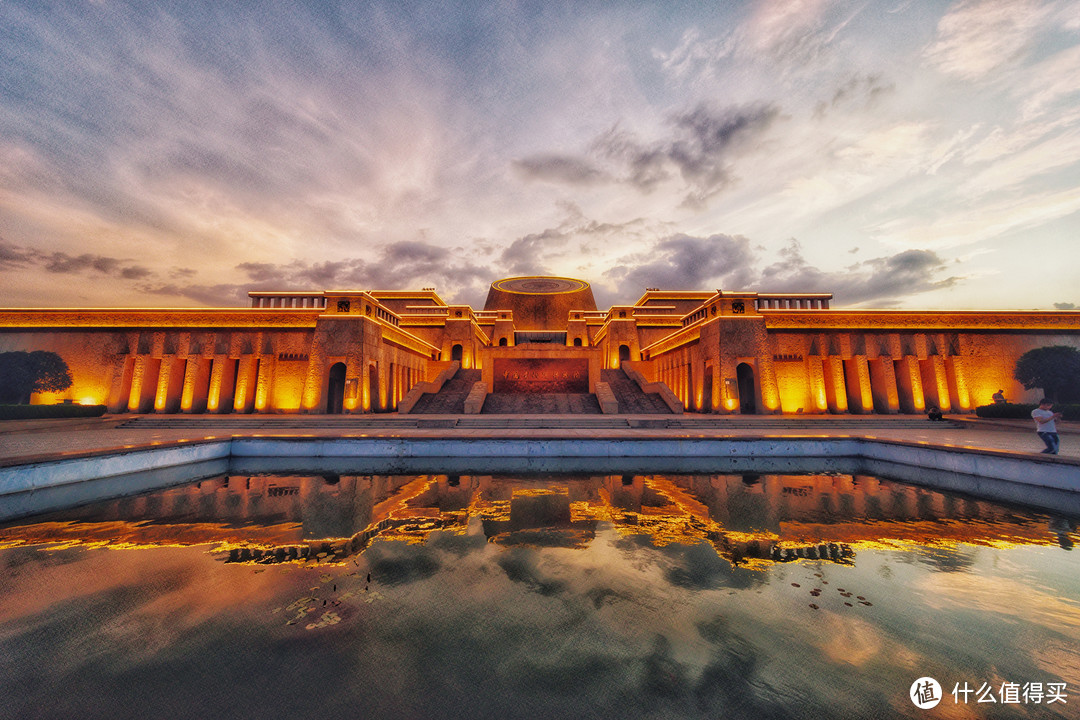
718, 355, 738, 414
344, 351, 364, 413
945, 356, 970, 413
127, 355, 147, 413
757, 355, 781, 414
254, 355, 275, 413
233, 356, 258, 413
895, 356, 925, 413
923, 355, 952, 412
301, 343, 327, 413
207, 357, 227, 413
844, 356, 873, 414
824, 356, 847, 413
868, 358, 899, 414
154, 356, 178, 413
805, 356, 828, 413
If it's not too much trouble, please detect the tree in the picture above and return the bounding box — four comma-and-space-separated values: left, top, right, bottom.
0, 351, 73, 404
1014, 346, 1080, 402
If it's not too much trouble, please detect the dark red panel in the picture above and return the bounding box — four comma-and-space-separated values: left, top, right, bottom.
493, 358, 589, 393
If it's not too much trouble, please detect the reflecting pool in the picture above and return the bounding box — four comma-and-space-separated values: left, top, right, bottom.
1, 472, 1079, 719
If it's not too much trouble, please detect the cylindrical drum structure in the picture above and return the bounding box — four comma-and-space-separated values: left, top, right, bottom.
483, 276, 597, 330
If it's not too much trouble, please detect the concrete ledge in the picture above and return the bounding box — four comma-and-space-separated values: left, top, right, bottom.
595, 382, 619, 414
854, 438, 1080, 491
2, 436, 1079, 517
0, 439, 231, 496
464, 382, 487, 414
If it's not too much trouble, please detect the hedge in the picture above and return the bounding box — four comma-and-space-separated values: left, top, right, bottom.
0, 404, 108, 420
975, 403, 1080, 421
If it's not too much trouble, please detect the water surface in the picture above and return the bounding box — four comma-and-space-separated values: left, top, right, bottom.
1, 472, 1078, 719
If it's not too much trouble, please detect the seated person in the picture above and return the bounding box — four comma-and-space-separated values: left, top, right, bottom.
927, 406, 944, 421
992, 389, 1006, 404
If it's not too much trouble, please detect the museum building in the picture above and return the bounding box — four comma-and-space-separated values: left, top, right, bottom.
1, 275, 1078, 415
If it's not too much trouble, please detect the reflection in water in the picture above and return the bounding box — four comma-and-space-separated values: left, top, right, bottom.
0, 473, 1071, 569
1, 472, 1079, 720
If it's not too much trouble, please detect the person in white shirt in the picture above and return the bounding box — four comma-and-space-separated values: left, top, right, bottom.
1031, 399, 1063, 455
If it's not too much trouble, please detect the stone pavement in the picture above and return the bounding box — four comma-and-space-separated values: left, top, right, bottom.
0, 413, 1077, 466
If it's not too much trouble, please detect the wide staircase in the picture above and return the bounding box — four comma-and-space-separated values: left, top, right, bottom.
481, 393, 602, 414
601, 368, 673, 414
409, 369, 482, 414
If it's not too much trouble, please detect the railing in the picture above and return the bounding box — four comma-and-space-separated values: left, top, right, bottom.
250, 295, 327, 309
756, 296, 831, 310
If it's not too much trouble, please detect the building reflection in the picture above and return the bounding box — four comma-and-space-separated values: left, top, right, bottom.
0, 473, 1073, 569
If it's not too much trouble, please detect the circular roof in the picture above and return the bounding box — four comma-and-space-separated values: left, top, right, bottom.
490, 277, 590, 295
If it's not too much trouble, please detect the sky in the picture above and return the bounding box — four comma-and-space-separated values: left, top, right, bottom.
1, 0, 1079, 311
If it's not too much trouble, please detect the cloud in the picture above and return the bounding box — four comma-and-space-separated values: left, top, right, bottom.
0, 239, 155, 281
499, 229, 570, 276
172, 241, 491, 304
924, 0, 1051, 80
142, 282, 252, 307
759, 241, 961, 305
0, 239, 36, 270
512, 155, 606, 185
604, 236, 962, 307
813, 74, 895, 118
606, 234, 756, 291
519, 103, 780, 206
654, 0, 857, 86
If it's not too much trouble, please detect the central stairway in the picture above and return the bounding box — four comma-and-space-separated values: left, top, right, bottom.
600, 368, 673, 414
480, 393, 601, 414
409, 369, 482, 414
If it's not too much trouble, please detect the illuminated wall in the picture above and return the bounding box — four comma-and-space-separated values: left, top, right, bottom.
1, 285, 1079, 415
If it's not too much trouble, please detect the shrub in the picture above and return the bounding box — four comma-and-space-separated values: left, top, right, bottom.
975, 403, 1080, 421
0, 404, 107, 420
0, 351, 73, 404
1014, 346, 1080, 402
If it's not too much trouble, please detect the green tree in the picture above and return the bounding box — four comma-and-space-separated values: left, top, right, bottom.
0, 351, 73, 404
1014, 346, 1080, 402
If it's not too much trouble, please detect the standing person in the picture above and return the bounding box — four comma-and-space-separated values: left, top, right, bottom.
1032, 399, 1063, 455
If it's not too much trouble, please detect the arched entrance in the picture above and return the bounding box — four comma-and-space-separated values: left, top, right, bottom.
618, 344, 631, 364
327, 362, 346, 414
451, 344, 463, 362
736, 362, 756, 414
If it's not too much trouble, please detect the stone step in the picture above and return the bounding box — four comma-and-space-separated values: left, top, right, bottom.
409, 369, 482, 414
117, 415, 965, 430
600, 368, 673, 414
480, 393, 602, 414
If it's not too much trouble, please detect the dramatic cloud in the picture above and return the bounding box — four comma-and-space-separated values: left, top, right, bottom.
499, 229, 570, 277
0, 1, 1077, 310
814, 74, 895, 117
606, 234, 757, 292
512, 155, 606, 186
218, 242, 489, 303
519, 103, 780, 206
0, 239, 153, 281
759, 241, 961, 306
605, 236, 961, 307
0, 239, 36, 270
925, 0, 1051, 80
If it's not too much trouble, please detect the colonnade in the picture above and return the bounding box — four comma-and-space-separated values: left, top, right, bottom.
652, 346, 970, 415
109, 328, 427, 415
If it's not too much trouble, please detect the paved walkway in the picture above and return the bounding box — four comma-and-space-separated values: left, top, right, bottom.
0, 413, 1076, 466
